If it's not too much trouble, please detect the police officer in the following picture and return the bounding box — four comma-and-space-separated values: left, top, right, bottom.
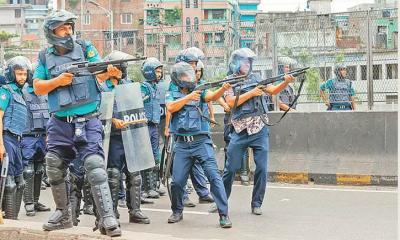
140, 57, 166, 199
0, 56, 30, 219
277, 63, 297, 111
166, 61, 232, 228
174, 48, 214, 206
104, 50, 150, 224
33, 10, 121, 236
320, 64, 355, 111
21, 63, 51, 217
222, 48, 295, 216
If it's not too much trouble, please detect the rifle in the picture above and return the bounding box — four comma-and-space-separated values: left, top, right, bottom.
163, 135, 174, 202
65, 57, 147, 77
232, 67, 309, 90
0, 154, 9, 224
194, 74, 248, 91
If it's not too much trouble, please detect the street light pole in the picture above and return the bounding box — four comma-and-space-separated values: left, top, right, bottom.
89, 0, 113, 52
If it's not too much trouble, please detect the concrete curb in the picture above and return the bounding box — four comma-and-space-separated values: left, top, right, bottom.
0, 220, 188, 240
266, 172, 398, 186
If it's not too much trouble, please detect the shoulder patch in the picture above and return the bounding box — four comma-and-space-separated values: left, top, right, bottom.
1, 94, 7, 100
87, 50, 96, 58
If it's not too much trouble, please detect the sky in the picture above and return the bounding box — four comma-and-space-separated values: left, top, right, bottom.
258, 0, 376, 13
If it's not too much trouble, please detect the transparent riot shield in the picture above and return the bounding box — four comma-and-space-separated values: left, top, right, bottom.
115, 83, 155, 172
99, 91, 114, 166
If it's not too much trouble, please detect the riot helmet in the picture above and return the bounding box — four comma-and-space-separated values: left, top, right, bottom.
228, 48, 256, 75
334, 64, 347, 79
195, 60, 204, 81
141, 57, 163, 82
103, 50, 134, 79
170, 62, 196, 90
4, 56, 32, 87
175, 47, 205, 66
43, 10, 77, 51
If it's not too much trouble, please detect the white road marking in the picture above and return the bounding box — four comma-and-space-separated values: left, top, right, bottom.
232, 184, 397, 193
142, 208, 210, 215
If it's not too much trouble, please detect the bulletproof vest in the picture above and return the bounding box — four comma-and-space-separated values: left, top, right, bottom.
170, 90, 210, 135
142, 81, 161, 124
2, 84, 28, 136
231, 73, 269, 121
279, 85, 297, 109
329, 78, 352, 104
22, 86, 49, 133
45, 42, 100, 113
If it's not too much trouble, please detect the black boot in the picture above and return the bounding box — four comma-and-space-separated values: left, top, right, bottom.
107, 168, 121, 219
127, 172, 150, 224
14, 174, 25, 219
82, 176, 94, 215
69, 174, 82, 226
34, 163, 50, 212
23, 163, 35, 216
43, 181, 73, 230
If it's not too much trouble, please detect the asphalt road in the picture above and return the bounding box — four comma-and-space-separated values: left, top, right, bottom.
17, 182, 397, 240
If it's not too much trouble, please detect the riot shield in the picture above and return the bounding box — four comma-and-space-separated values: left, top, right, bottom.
99, 92, 115, 166
0, 154, 9, 224
115, 83, 155, 172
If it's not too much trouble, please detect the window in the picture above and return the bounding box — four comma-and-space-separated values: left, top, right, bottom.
185, 0, 190, 8
318, 67, 332, 81
204, 33, 212, 44
361, 65, 367, 80
121, 13, 132, 24
186, 17, 191, 32
15, 9, 21, 18
215, 32, 225, 45
194, 41, 199, 48
194, 17, 199, 32
373, 64, 382, 80
346, 65, 357, 81
204, 9, 226, 20
387, 64, 398, 79
83, 13, 90, 25
146, 10, 160, 25
186, 41, 190, 48
193, 0, 198, 8
121, 31, 135, 45
165, 34, 181, 47
146, 34, 156, 45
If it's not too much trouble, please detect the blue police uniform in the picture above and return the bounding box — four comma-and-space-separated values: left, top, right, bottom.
0, 83, 28, 177
21, 84, 50, 215
320, 77, 355, 110
222, 73, 270, 210
35, 41, 119, 232
166, 82, 228, 216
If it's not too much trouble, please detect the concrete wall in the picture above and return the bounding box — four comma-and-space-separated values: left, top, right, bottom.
210, 111, 398, 185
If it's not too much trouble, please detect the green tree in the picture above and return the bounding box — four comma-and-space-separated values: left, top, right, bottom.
0, 31, 18, 42
297, 49, 321, 101
164, 8, 182, 26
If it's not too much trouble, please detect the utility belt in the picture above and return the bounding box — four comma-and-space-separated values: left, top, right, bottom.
53, 112, 99, 123
176, 134, 209, 143
3, 130, 22, 141
22, 132, 46, 138
330, 103, 352, 110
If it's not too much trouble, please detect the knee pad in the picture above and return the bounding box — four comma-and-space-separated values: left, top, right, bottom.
45, 152, 67, 185
85, 154, 107, 185
84, 154, 105, 172
23, 163, 35, 180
